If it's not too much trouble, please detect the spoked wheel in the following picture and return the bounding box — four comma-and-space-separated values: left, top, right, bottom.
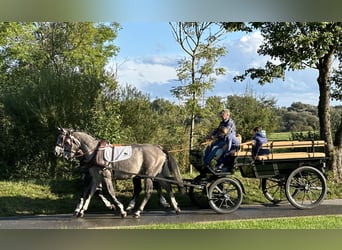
188, 175, 210, 209
208, 177, 243, 214
261, 177, 287, 205
285, 166, 327, 209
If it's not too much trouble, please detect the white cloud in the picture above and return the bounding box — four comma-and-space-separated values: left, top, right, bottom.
108, 57, 178, 89
239, 31, 263, 54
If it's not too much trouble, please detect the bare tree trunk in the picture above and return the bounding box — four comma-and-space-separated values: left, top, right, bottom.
189, 111, 195, 174
317, 52, 340, 180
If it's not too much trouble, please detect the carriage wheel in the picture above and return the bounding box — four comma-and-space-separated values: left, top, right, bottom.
188, 175, 210, 209
208, 177, 243, 214
261, 177, 287, 205
285, 166, 327, 209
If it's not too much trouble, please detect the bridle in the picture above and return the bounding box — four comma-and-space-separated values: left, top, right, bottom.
56, 130, 98, 162
56, 132, 83, 159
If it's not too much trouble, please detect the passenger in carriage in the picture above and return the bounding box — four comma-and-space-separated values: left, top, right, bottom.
203, 109, 238, 172
208, 109, 236, 138
214, 131, 241, 172
251, 127, 269, 158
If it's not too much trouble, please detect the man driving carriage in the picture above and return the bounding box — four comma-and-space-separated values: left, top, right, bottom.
203, 109, 240, 172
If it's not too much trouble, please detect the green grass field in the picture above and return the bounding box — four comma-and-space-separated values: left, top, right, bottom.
268, 132, 292, 141
107, 215, 342, 229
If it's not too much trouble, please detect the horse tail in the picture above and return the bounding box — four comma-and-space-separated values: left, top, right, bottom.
163, 149, 185, 194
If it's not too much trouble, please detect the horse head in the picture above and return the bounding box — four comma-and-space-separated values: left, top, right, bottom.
55, 127, 81, 160
55, 128, 98, 162
55, 127, 68, 157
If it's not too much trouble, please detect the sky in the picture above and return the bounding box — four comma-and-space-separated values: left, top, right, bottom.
108, 22, 341, 108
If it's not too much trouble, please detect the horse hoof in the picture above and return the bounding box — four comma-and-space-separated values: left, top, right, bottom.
176, 208, 181, 214
125, 207, 133, 214
133, 211, 141, 218
76, 212, 84, 218
121, 212, 127, 218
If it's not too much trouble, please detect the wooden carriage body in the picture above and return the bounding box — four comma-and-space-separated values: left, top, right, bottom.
235, 140, 327, 178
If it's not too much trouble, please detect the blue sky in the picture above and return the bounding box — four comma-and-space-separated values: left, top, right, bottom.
108, 22, 340, 108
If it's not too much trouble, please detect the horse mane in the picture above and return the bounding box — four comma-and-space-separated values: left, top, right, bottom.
72, 131, 99, 147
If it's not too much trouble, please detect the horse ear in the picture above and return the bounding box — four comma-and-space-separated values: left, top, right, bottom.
58, 127, 68, 135
66, 129, 71, 136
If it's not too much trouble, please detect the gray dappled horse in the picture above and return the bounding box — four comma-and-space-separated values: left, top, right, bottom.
55, 138, 118, 215
55, 128, 183, 218
55, 143, 172, 217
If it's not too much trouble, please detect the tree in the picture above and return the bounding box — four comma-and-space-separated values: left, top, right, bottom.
225, 22, 342, 181
0, 22, 121, 179
89, 73, 122, 144
169, 22, 227, 172
224, 94, 279, 140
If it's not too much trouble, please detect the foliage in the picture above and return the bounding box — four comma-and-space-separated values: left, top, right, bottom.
290, 131, 321, 141
225, 22, 342, 179
1, 70, 102, 179
88, 74, 122, 143
169, 22, 227, 156
169, 22, 227, 101
0, 22, 120, 179
331, 62, 342, 101
224, 94, 279, 141
276, 102, 319, 132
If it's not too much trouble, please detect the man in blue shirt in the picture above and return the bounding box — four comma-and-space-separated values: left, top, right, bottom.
203, 109, 238, 171
209, 109, 236, 138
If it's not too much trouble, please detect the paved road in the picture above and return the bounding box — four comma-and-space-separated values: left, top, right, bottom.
1, 199, 341, 229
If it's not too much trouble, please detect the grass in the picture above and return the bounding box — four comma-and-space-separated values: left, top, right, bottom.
107, 215, 342, 229
268, 131, 320, 141
268, 132, 291, 141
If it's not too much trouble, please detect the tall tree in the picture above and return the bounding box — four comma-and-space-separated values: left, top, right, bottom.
224, 22, 342, 180
169, 22, 227, 172
224, 94, 279, 140
0, 22, 121, 179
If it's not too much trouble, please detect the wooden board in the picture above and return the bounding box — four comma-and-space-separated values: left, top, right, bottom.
262, 140, 325, 149
255, 152, 326, 160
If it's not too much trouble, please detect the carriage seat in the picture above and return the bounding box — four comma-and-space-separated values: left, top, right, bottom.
261, 140, 325, 149
232, 140, 326, 160
255, 152, 326, 160
233, 151, 252, 157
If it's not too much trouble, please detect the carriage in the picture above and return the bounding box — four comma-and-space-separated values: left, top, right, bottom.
186, 139, 328, 213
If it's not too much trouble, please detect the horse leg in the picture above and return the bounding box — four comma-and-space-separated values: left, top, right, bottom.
126, 178, 169, 213
74, 172, 92, 216
133, 178, 153, 218
96, 182, 116, 211
75, 167, 104, 217
158, 180, 181, 214
126, 176, 142, 213
154, 181, 171, 209
102, 169, 127, 218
